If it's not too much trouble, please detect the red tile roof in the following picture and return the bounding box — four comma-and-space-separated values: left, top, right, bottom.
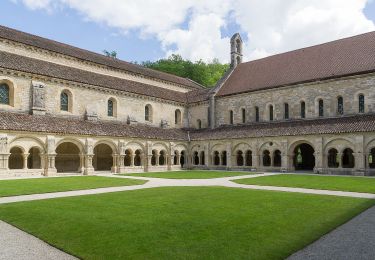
217, 31, 375, 97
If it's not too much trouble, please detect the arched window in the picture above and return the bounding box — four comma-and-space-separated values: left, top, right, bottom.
236, 39, 241, 53
175, 109, 182, 125
221, 151, 227, 166
359, 94, 365, 113
245, 150, 252, 166
337, 96, 344, 115
300, 101, 306, 119
229, 110, 234, 125
242, 108, 246, 123
342, 148, 354, 168
200, 151, 205, 165
284, 103, 289, 120
263, 150, 271, 167
0, 83, 10, 105
145, 104, 152, 122
60, 91, 70, 112
255, 106, 259, 122
214, 151, 220, 166
318, 99, 324, 117
328, 148, 339, 168
273, 150, 281, 167
236, 151, 244, 166
159, 150, 166, 166
269, 105, 274, 121
107, 99, 114, 117
197, 119, 202, 129
194, 151, 199, 165
134, 150, 142, 166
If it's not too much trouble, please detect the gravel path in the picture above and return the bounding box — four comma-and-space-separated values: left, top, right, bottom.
287, 205, 375, 260
0, 220, 77, 260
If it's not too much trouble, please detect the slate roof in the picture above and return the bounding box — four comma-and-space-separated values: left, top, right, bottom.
0, 51, 188, 103
0, 111, 188, 140
217, 31, 375, 97
189, 114, 375, 140
0, 25, 202, 90
1, 111, 374, 141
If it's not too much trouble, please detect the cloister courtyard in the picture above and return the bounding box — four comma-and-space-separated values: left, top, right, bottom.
0, 171, 375, 259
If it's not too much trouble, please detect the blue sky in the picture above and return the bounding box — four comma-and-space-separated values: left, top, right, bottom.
1, 1, 375, 63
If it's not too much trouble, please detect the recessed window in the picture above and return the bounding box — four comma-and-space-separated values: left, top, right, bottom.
145, 104, 152, 122
229, 110, 234, 125
0, 83, 9, 105
107, 99, 114, 117
337, 96, 343, 115
284, 103, 289, 119
300, 101, 306, 119
318, 99, 324, 117
359, 94, 365, 113
197, 119, 202, 129
175, 109, 182, 125
60, 91, 69, 112
269, 105, 274, 121
241, 108, 246, 123
255, 106, 259, 122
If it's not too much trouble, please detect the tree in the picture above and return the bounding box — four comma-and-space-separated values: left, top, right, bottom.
142, 55, 229, 88
103, 50, 117, 59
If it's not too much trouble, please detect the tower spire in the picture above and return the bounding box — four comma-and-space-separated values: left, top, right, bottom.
230, 33, 243, 68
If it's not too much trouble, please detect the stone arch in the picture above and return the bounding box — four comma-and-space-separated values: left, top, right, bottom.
159, 150, 167, 166
124, 149, 132, 167
94, 140, 118, 154
324, 138, 355, 154
55, 138, 84, 153
291, 142, 315, 171
9, 136, 46, 154
93, 143, 114, 171
259, 141, 280, 155
262, 150, 271, 167
232, 142, 251, 154
125, 141, 145, 154
0, 78, 15, 107
27, 146, 42, 169
134, 149, 142, 166
9, 146, 24, 169
151, 149, 158, 166
55, 142, 81, 173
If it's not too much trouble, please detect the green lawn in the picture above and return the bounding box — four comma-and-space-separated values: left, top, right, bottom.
122, 170, 256, 179
234, 174, 375, 193
0, 187, 373, 259
0, 176, 146, 197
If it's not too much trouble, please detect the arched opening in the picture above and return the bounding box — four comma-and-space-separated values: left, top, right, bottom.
229, 110, 234, 125
269, 105, 274, 121
273, 150, 281, 167
173, 151, 178, 165
236, 150, 244, 166
337, 96, 344, 115
369, 148, 375, 169
359, 94, 365, 113
107, 98, 117, 117
134, 150, 142, 166
159, 150, 166, 166
263, 150, 271, 167
193, 151, 199, 165
145, 104, 153, 122
55, 142, 80, 173
197, 119, 202, 129
200, 151, 205, 165
255, 106, 260, 122
151, 150, 157, 166
214, 151, 220, 166
284, 103, 289, 119
124, 149, 132, 167
300, 101, 306, 118
221, 151, 227, 166
293, 143, 315, 171
175, 109, 182, 125
245, 150, 252, 166
60, 90, 72, 112
180, 151, 185, 167
318, 99, 324, 117
93, 143, 113, 171
342, 148, 355, 168
9, 147, 24, 169
27, 147, 41, 169
241, 108, 246, 123
0, 83, 10, 105
328, 148, 339, 168
236, 38, 241, 53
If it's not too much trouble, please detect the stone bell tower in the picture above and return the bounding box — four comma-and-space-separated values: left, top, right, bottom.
230, 33, 243, 68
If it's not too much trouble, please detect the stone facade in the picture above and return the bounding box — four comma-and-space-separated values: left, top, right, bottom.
0, 27, 374, 177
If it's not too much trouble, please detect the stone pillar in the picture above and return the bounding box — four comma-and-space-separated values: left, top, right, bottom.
155, 154, 159, 166
167, 156, 172, 171
252, 153, 259, 170
204, 145, 209, 167
354, 135, 365, 175
111, 154, 118, 173
171, 154, 175, 166
145, 155, 152, 172
131, 154, 135, 167
118, 155, 125, 173
84, 154, 94, 175
337, 153, 342, 169
281, 154, 289, 172
219, 153, 223, 166
44, 154, 57, 176
226, 143, 232, 169
79, 153, 85, 174
23, 153, 29, 169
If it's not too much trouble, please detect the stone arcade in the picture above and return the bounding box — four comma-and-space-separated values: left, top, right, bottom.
0, 25, 375, 176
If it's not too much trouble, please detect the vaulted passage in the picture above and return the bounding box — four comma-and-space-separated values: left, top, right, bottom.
27, 147, 41, 169
56, 142, 80, 173
93, 144, 113, 171
293, 144, 315, 171
9, 147, 23, 169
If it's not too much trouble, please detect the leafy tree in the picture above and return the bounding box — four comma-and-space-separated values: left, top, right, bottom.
103, 50, 117, 59
142, 55, 229, 88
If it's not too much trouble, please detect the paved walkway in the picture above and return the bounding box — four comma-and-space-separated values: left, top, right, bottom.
288, 205, 375, 260
0, 220, 77, 260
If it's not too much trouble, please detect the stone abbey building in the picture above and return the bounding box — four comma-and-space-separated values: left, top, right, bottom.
0, 25, 375, 176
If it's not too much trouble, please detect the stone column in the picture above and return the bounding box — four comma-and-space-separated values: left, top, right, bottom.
118, 155, 125, 173
44, 154, 57, 176
252, 153, 259, 170
145, 155, 152, 172
167, 156, 172, 171
111, 154, 119, 173
226, 143, 232, 169
204, 145, 209, 168
354, 152, 365, 176
131, 154, 135, 167
313, 137, 324, 173
79, 153, 85, 174
337, 153, 342, 169
23, 153, 29, 170
171, 154, 175, 166
84, 154, 94, 175
155, 154, 159, 166
281, 154, 289, 172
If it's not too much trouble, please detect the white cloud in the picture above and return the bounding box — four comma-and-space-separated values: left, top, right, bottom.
11, 0, 375, 63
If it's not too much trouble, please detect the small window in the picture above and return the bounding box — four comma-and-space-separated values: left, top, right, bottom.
284, 103, 289, 119
60, 91, 69, 111
318, 99, 324, 117
145, 105, 152, 122
0, 83, 9, 105
359, 94, 365, 113
107, 99, 114, 117
197, 119, 202, 129
241, 108, 246, 123
175, 109, 182, 125
337, 96, 343, 115
255, 106, 259, 122
301, 101, 306, 119
229, 110, 234, 125
269, 105, 274, 121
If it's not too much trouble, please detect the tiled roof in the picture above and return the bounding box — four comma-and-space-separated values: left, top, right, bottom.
186, 88, 211, 103
0, 25, 203, 90
217, 31, 375, 97
0, 112, 188, 140
0, 51, 188, 103
189, 114, 375, 140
